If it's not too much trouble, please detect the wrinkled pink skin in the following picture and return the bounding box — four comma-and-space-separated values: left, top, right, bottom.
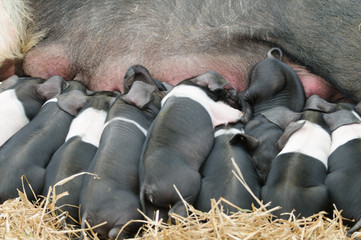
18, 53, 349, 103
0, 53, 348, 104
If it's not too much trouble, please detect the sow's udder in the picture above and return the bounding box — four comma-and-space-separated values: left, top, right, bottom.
23, 40, 348, 104
23, 43, 347, 104
4, 1, 359, 103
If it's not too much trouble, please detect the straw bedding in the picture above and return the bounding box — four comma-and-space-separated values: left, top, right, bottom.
1, 191, 360, 239
1, 172, 360, 240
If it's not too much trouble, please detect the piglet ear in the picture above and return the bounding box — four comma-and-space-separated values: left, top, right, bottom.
0, 75, 19, 92
161, 82, 175, 92
324, 109, 361, 131
230, 132, 259, 152
121, 81, 156, 109
277, 121, 306, 150
35, 76, 66, 100
262, 107, 302, 130
190, 71, 229, 91
57, 90, 88, 116
303, 95, 336, 112
355, 102, 361, 117
123, 65, 166, 93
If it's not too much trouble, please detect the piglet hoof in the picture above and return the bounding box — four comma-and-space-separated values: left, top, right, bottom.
108, 226, 128, 240
347, 219, 361, 240
237, 96, 252, 123
168, 202, 189, 224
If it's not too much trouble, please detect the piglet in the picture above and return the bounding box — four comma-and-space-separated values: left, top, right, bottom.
323, 102, 361, 237
43, 91, 117, 223
139, 71, 243, 219
196, 123, 260, 213
240, 48, 305, 183
0, 87, 89, 203
79, 80, 164, 240
261, 97, 331, 218
238, 47, 305, 121
0, 75, 66, 146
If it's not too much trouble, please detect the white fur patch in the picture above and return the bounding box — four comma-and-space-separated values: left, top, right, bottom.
161, 85, 243, 127
214, 127, 244, 138
42, 97, 58, 106
65, 108, 107, 148
103, 116, 148, 136
279, 120, 331, 168
330, 123, 361, 154
0, 89, 29, 146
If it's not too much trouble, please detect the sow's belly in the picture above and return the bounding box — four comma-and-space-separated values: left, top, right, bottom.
1, 0, 359, 103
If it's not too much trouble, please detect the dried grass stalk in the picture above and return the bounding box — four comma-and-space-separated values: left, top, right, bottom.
0, 164, 360, 239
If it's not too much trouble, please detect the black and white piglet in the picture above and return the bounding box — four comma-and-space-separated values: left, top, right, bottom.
0, 86, 89, 203
261, 99, 331, 218
196, 123, 260, 213
43, 90, 117, 223
0, 75, 66, 146
239, 48, 305, 183
80, 80, 164, 240
323, 103, 361, 237
139, 71, 244, 219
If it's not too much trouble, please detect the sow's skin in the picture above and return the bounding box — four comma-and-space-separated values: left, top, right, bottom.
195, 123, 260, 213
139, 71, 243, 219
261, 99, 332, 219
240, 48, 305, 183
0, 75, 66, 146
323, 103, 361, 237
0, 85, 88, 203
43, 90, 117, 224
14, 1, 359, 104
80, 81, 164, 240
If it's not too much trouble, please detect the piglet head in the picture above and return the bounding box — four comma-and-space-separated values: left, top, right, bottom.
0, 75, 20, 93
13, 76, 66, 119
303, 95, 336, 113
123, 65, 171, 93
57, 90, 89, 116
121, 81, 165, 117
261, 106, 302, 131
182, 70, 229, 91
323, 109, 361, 132
180, 71, 239, 108
35, 75, 67, 101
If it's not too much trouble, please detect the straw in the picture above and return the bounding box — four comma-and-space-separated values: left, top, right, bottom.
0, 163, 360, 239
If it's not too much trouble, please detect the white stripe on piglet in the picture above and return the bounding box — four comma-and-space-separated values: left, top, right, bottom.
0, 89, 29, 146
279, 120, 331, 168
65, 108, 108, 148
162, 85, 243, 127
214, 128, 245, 138
42, 97, 58, 107
330, 122, 361, 154
103, 117, 148, 136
